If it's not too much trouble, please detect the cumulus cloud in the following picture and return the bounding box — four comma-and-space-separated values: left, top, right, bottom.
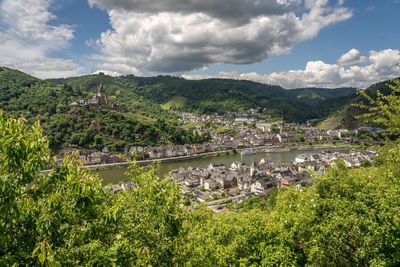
0, 0, 83, 78
183, 49, 400, 89
90, 0, 353, 75
337, 48, 368, 66
89, 0, 301, 25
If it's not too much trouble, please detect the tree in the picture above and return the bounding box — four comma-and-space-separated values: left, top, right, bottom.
0, 111, 186, 266
357, 78, 400, 139
0, 111, 52, 264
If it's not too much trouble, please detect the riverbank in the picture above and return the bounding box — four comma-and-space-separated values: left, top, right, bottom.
82, 149, 239, 171
77, 142, 356, 171
42, 142, 357, 173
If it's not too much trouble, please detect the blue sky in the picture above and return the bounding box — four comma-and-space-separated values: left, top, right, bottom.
0, 0, 399, 88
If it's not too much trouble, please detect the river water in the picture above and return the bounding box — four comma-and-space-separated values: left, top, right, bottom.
94, 148, 349, 185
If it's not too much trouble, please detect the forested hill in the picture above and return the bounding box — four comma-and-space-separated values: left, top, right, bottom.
318, 77, 400, 130
0, 67, 209, 151
49, 74, 357, 122
289, 87, 356, 100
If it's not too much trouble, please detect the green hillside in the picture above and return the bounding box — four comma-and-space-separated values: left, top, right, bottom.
318, 77, 400, 129
290, 87, 356, 99
51, 75, 356, 122
0, 68, 208, 152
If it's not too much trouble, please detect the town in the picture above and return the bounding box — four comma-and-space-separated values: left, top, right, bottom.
64, 107, 380, 167
110, 148, 377, 213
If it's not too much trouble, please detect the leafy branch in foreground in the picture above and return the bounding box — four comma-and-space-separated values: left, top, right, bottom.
356, 73, 400, 139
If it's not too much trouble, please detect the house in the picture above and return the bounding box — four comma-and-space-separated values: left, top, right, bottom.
166, 146, 178, 157
185, 145, 195, 156
194, 144, 205, 154
109, 155, 124, 163
148, 148, 162, 159
204, 143, 214, 152
256, 123, 272, 133
250, 176, 277, 195
199, 172, 211, 186
184, 178, 200, 188
250, 137, 264, 146
88, 152, 108, 164
224, 174, 238, 189
207, 162, 225, 171
238, 176, 251, 191
204, 179, 218, 190
230, 161, 246, 171
295, 154, 317, 163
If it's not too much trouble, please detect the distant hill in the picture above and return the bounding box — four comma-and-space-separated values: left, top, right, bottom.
50, 75, 357, 122
289, 87, 356, 100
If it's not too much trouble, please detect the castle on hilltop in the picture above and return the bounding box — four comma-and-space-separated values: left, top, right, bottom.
70, 83, 128, 112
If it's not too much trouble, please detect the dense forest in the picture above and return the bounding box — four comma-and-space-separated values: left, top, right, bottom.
1, 80, 400, 266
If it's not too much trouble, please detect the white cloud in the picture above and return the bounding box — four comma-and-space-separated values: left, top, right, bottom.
0, 0, 83, 78
93, 69, 121, 77
183, 49, 400, 89
337, 48, 368, 66
90, 0, 352, 75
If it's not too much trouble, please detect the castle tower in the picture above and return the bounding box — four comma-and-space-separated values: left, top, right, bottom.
97, 83, 105, 98
96, 83, 108, 106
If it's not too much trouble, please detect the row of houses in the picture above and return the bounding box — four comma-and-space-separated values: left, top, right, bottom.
61, 151, 125, 166
128, 127, 356, 160
294, 150, 376, 171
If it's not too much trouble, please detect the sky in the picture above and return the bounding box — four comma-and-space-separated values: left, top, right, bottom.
0, 0, 399, 89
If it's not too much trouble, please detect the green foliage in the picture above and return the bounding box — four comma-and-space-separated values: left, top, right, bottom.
291, 135, 306, 143
0, 110, 52, 265
46, 108, 209, 151
0, 112, 187, 265
319, 76, 400, 129
357, 79, 400, 138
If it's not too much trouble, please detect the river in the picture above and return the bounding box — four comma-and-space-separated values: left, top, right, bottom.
93, 148, 349, 185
